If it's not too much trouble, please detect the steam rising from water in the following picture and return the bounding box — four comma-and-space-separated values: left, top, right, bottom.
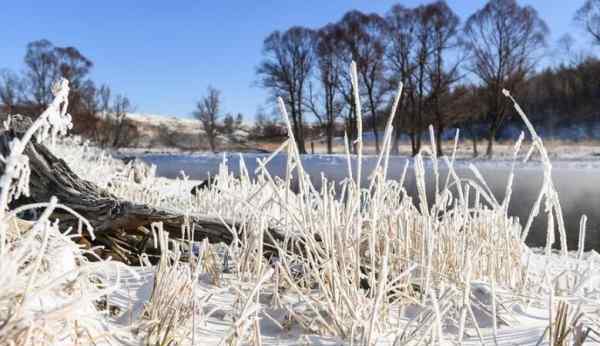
140, 153, 600, 251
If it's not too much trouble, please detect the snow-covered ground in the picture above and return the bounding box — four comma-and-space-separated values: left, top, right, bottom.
104, 249, 600, 345
7, 138, 593, 345
5, 80, 600, 345
41, 124, 600, 345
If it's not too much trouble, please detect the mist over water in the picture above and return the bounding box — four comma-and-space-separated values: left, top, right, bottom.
140, 153, 600, 252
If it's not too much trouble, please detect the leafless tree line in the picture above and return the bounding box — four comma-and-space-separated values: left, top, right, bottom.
256, 0, 598, 157
4, 1, 600, 155
0, 39, 136, 148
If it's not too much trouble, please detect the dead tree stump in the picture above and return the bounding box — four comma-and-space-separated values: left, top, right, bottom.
0, 115, 287, 264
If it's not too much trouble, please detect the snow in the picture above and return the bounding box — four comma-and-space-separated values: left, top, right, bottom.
14, 142, 591, 345
47, 139, 600, 345
128, 112, 199, 126
6, 81, 600, 345
93, 249, 600, 345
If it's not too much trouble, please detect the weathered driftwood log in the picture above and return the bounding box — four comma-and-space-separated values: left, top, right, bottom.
0, 115, 287, 264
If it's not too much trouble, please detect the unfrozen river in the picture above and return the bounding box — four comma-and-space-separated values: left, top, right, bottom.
138, 153, 600, 252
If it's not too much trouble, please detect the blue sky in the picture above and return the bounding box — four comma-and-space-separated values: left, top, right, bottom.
0, 0, 593, 119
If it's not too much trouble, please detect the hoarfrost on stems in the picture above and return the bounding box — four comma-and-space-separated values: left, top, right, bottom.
0, 78, 72, 215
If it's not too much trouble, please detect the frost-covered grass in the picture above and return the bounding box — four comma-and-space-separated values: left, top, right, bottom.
2, 70, 600, 345
0, 79, 135, 345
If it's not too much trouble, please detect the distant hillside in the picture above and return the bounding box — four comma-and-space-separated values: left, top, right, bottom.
126, 113, 251, 151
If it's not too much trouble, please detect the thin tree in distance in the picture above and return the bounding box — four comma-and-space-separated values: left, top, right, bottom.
385, 4, 417, 155
0, 70, 25, 115
111, 94, 133, 148
336, 11, 388, 154
194, 86, 222, 152
463, 0, 548, 157
79, 82, 107, 143
426, 1, 461, 156
305, 24, 345, 154
411, 3, 437, 156
257, 27, 316, 154
88, 86, 136, 149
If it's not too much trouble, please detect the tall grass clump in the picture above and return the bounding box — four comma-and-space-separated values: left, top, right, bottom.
141, 226, 199, 345
19, 67, 597, 345
0, 79, 131, 345
180, 62, 598, 344
253, 63, 522, 342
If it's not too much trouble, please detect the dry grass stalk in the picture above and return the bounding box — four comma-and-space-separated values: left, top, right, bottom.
0, 79, 132, 346
141, 226, 200, 345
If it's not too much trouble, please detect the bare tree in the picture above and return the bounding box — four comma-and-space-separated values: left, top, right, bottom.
54, 46, 93, 128
194, 86, 221, 152
452, 84, 486, 157
24, 40, 59, 111
385, 4, 417, 155
111, 94, 133, 148
90, 84, 112, 144
223, 113, 235, 135
257, 27, 316, 154
85, 85, 135, 149
97, 85, 112, 117
329, 26, 359, 153
305, 24, 345, 154
401, 4, 439, 156
336, 11, 388, 154
463, 0, 548, 156
54, 46, 93, 89
0, 70, 25, 114
6, 39, 140, 146
556, 34, 575, 65
24, 40, 91, 109
78, 80, 101, 138
23, 39, 96, 136
426, 1, 461, 156
575, 0, 600, 44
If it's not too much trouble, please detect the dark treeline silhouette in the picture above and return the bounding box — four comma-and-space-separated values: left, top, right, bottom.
518, 57, 600, 136
257, 0, 600, 157
0, 39, 138, 148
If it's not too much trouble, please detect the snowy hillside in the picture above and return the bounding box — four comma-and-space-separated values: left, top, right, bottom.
126, 112, 250, 150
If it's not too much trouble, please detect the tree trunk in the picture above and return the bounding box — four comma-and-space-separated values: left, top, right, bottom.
435, 124, 444, 157
391, 128, 401, 156
410, 132, 417, 156
296, 135, 306, 154
368, 93, 380, 155
346, 107, 357, 154
0, 115, 290, 265
486, 129, 495, 157
415, 131, 422, 156
472, 136, 479, 158
294, 111, 306, 155
391, 98, 404, 156
208, 131, 217, 153
326, 124, 333, 154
